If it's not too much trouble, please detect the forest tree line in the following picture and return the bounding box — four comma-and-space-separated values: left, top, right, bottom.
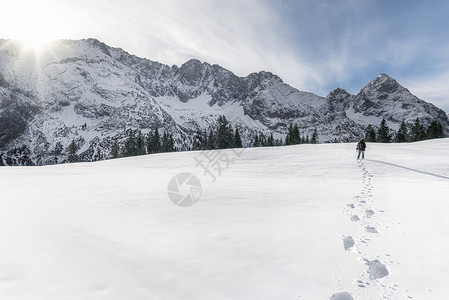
365, 118, 444, 143
20, 115, 445, 165
73, 116, 316, 162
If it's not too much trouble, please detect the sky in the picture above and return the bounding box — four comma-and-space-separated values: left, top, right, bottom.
1, 0, 449, 112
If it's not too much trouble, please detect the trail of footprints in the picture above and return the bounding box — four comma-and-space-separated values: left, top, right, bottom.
331, 161, 411, 300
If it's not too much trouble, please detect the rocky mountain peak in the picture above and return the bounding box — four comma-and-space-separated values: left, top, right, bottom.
363, 73, 403, 94
175, 59, 209, 84
245, 71, 283, 90
327, 88, 351, 100
179, 58, 205, 70
82, 38, 113, 57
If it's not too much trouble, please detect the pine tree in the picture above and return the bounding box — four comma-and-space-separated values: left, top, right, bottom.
365, 125, 376, 142
152, 127, 161, 153
110, 139, 120, 159
161, 131, 175, 152
52, 142, 63, 164
207, 130, 215, 150
146, 131, 154, 153
284, 124, 293, 145
395, 120, 408, 143
426, 120, 444, 139
198, 130, 209, 150
192, 130, 203, 150
408, 118, 426, 142
292, 124, 301, 144
376, 119, 391, 143
53, 142, 63, 155
253, 134, 260, 147
161, 131, 168, 152
233, 128, 243, 148
259, 132, 267, 146
68, 140, 79, 163
123, 129, 137, 157
168, 134, 175, 152
215, 116, 234, 149
146, 128, 161, 154
136, 130, 146, 155
266, 133, 274, 146
201, 130, 209, 150
310, 128, 318, 144
285, 123, 301, 145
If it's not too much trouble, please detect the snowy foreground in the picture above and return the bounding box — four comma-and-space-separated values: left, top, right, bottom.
1, 139, 448, 300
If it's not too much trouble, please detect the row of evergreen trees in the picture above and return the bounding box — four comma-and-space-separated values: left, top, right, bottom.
67, 128, 176, 163
191, 116, 317, 149
284, 124, 318, 145
252, 132, 283, 147
67, 116, 321, 163
365, 118, 444, 143
66, 116, 444, 164
110, 128, 175, 159
191, 116, 243, 150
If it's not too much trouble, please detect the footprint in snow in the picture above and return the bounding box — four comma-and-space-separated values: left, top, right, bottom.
366, 259, 389, 279
365, 226, 378, 233
350, 215, 360, 222
329, 291, 353, 300
365, 210, 375, 218
356, 279, 370, 288
358, 235, 370, 244
343, 236, 355, 250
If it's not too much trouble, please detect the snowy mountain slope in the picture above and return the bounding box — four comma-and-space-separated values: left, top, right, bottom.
0, 139, 448, 299
0, 39, 448, 165
347, 74, 449, 130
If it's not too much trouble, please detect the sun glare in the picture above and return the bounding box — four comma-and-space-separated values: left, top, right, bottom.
19, 35, 54, 52
2, 0, 70, 53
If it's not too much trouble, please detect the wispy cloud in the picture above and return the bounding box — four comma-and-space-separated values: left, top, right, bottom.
403, 72, 449, 113
66, 0, 328, 93
1, 0, 449, 111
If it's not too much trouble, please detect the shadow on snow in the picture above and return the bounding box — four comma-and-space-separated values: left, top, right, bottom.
367, 159, 449, 180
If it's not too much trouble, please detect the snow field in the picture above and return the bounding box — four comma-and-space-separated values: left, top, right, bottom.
0, 139, 448, 299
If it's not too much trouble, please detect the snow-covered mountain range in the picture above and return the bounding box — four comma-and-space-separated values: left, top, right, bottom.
0, 38, 448, 165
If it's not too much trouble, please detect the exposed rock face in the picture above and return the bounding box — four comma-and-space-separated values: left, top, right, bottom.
349, 74, 448, 127
0, 39, 448, 165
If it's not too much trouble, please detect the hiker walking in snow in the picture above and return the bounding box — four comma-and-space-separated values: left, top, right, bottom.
356, 139, 366, 160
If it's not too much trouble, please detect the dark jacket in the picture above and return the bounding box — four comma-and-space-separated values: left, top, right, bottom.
357, 141, 366, 151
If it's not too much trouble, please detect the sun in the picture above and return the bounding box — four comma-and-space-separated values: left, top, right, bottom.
19, 35, 54, 52
2, 0, 69, 53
